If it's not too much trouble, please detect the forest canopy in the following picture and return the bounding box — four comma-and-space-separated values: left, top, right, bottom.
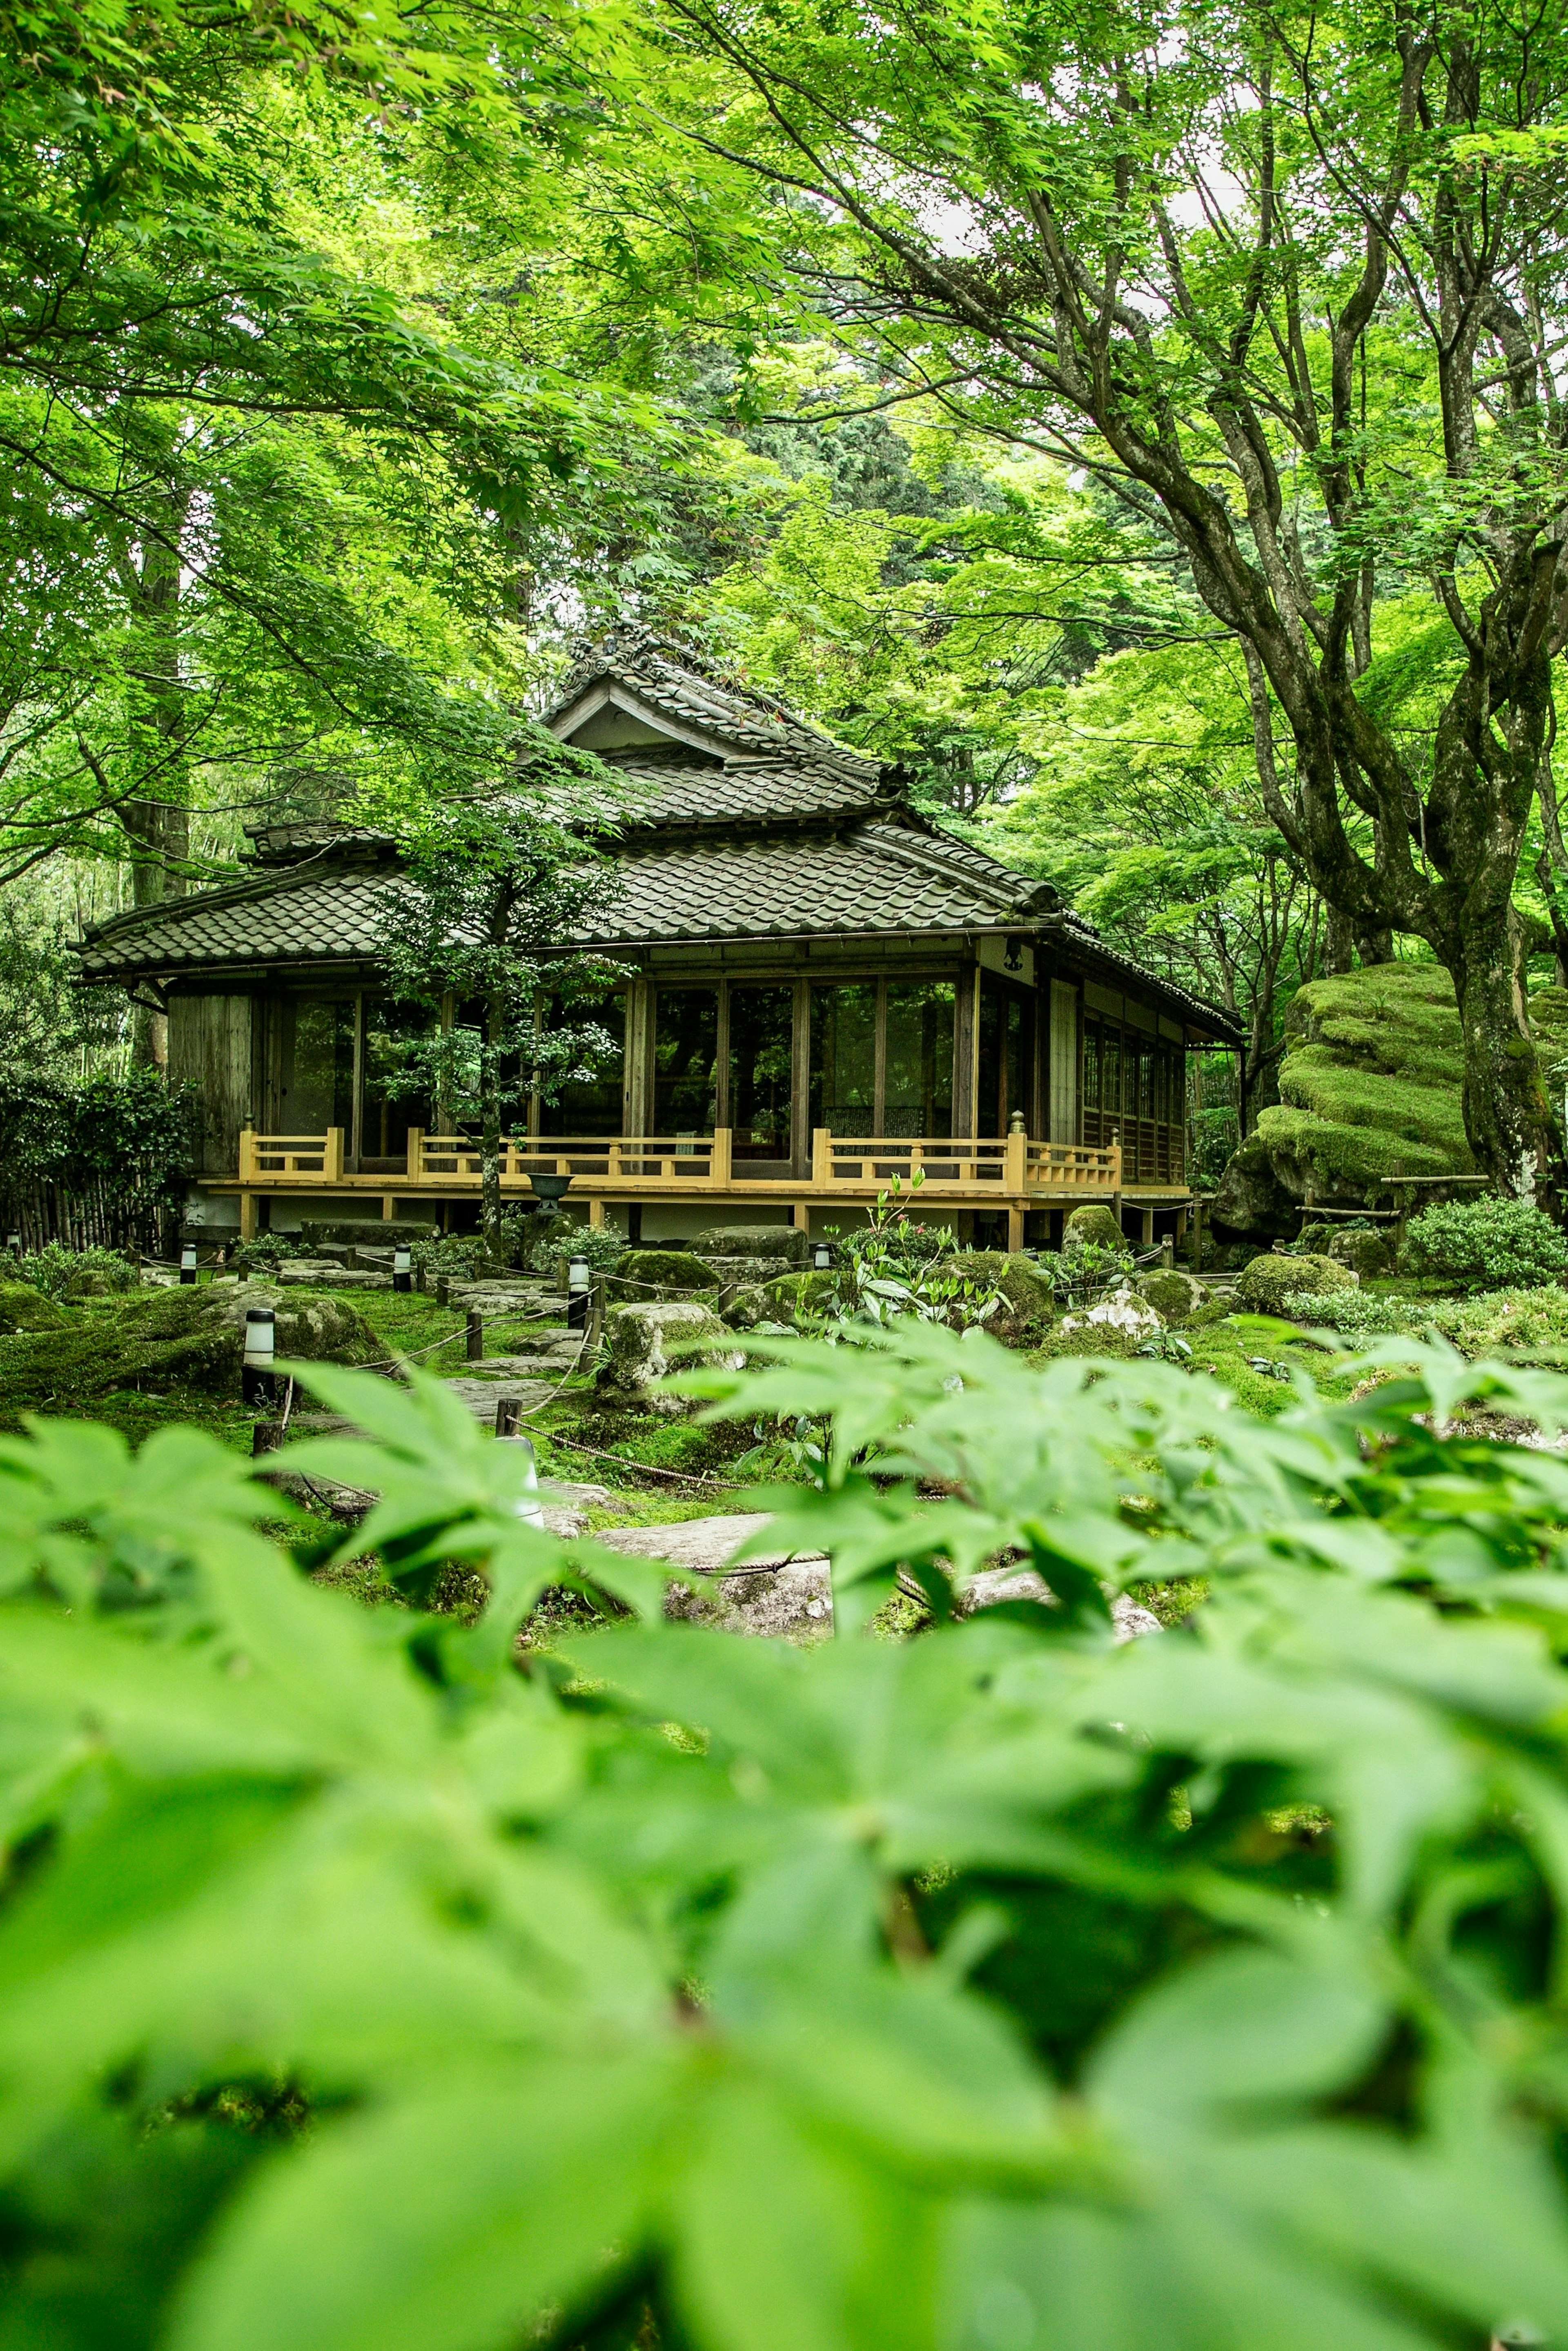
7, 0, 1568, 1172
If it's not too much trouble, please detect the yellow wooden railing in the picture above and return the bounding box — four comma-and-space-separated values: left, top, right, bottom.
233, 1127, 1129, 1196
238, 1127, 345, 1182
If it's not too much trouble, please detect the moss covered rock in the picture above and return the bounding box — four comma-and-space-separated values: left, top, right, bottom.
595, 1302, 740, 1412
1330, 1227, 1393, 1278
1136, 1269, 1209, 1321
0, 1282, 68, 1334
763, 1270, 838, 1321
0, 1282, 381, 1410
690, 1224, 808, 1264
1063, 1204, 1127, 1252
610, 1249, 720, 1302
946, 1251, 1057, 1328
1236, 1252, 1357, 1312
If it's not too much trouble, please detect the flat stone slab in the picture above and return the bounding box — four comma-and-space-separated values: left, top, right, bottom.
439, 1376, 553, 1422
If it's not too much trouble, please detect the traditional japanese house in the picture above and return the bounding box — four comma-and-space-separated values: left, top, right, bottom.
75, 632, 1241, 1248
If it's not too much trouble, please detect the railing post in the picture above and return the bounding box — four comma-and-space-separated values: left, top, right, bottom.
407, 1128, 424, 1182
811, 1128, 831, 1187
238, 1125, 256, 1182
1004, 1127, 1027, 1193
324, 1127, 345, 1182
710, 1128, 732, 1186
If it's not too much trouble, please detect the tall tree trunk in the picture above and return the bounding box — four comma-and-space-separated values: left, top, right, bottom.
1452, 915, 1552, 1194
122, 482, 192, 1072
480, 996, 505, 1262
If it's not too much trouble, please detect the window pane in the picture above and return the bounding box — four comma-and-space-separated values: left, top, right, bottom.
283, 999, 354, 1141
1139, 1046, 1154, 1119
654, 989, 719, 1134
1004, 995, 1027, 1129
884, 982, 954, 1137
1102, 1031, 1121, 1127
540, 992, 626, 1136
810, 984, 877, 1133
730, 986, 794, 1160
1083, 1026, 1101, 1109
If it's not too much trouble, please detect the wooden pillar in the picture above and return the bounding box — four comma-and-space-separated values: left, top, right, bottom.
1175, 1205, 1189, 1241
953, 956, 980, 1137
1140, 1208, 1155, 1246
588, 1196, 605, 1228
624, 977, 653, 1136
382, 1195, 395, 1220
791, 977, 812, 1176
239, 1192, 258, 1241
349, 991, 367, 1173
1007, 1205, 1025, 1251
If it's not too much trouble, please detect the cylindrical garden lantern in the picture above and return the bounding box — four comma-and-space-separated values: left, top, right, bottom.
180, 1242, 198, 1285
242, 1307, 277, 1408
495, 1432, 546, 1530
568, 1252, 590, 1331
393, 1246, 412, 1293
813, 1240, 833, 1272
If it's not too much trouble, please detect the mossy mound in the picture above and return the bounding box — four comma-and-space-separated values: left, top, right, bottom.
0, 1283, 381, 1411
947, 1251, 1057, 1330
610, 1250, 719, 1302
0, 1282, 69, 1334
1214, 965, 1476, 1236
763, 1271, 838, 1321
1136, 1270, 1209, 1322
1063, 1204, 1127, 1252
1236, 1253, 1357, 1312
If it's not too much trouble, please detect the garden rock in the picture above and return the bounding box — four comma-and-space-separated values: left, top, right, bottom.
1135, 1269, 1209, 1321
1236, 1251, 1357, 1312
720, 1283, 775, 1331
1063, 1204, 1127, 1252
274, 1260, 389, 1289
763, 1270, 838, 1322
1330, 1227, 1393, 1278
595, 1302, 741, 1411
691, 1224, 810, 1265
1062, 1286, 1164, 1341
0, 1282, 67, 1334
610, 1249, 720, 1303
955, 1565, 1162, 1641
947, 1251, 1056, 1328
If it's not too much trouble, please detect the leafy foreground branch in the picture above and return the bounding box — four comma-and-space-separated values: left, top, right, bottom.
11, 1336, 1568, 2348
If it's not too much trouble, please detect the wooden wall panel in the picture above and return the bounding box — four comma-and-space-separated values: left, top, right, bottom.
168, 995, 255, 1172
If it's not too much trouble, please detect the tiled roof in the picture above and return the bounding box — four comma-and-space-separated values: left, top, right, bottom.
584, 822, 1035, 944
74, 632, 1241, 1041
548, 625, 878, 781
76, 865, 400, 978
592, 759, 887, 831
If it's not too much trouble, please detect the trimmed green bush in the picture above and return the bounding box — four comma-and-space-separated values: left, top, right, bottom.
1237, 1251, 1357, 1311
1402, 1196, 1568, 1292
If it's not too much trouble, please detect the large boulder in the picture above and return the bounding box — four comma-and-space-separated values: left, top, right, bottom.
595, 1301, 742, 1412
1061, 1287, 1165, 1343
1063, 1204, 1127, 1253
1135, 1269, 1209, 1322
1236, 1252, 1357, 1313
690, 1224, 810, 1265
609, 1249, 721, 1304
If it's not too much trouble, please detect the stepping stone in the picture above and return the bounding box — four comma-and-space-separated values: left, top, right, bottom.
439, 1375, 552, 1422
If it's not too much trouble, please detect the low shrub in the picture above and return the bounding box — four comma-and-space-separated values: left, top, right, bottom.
1402, 1194, 1568, 1291
9, 1334, 1568, 2346
1280, 1288, 1414, 1338
1237, 1251, 1356, 1311
13, 1241, 138, 1298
